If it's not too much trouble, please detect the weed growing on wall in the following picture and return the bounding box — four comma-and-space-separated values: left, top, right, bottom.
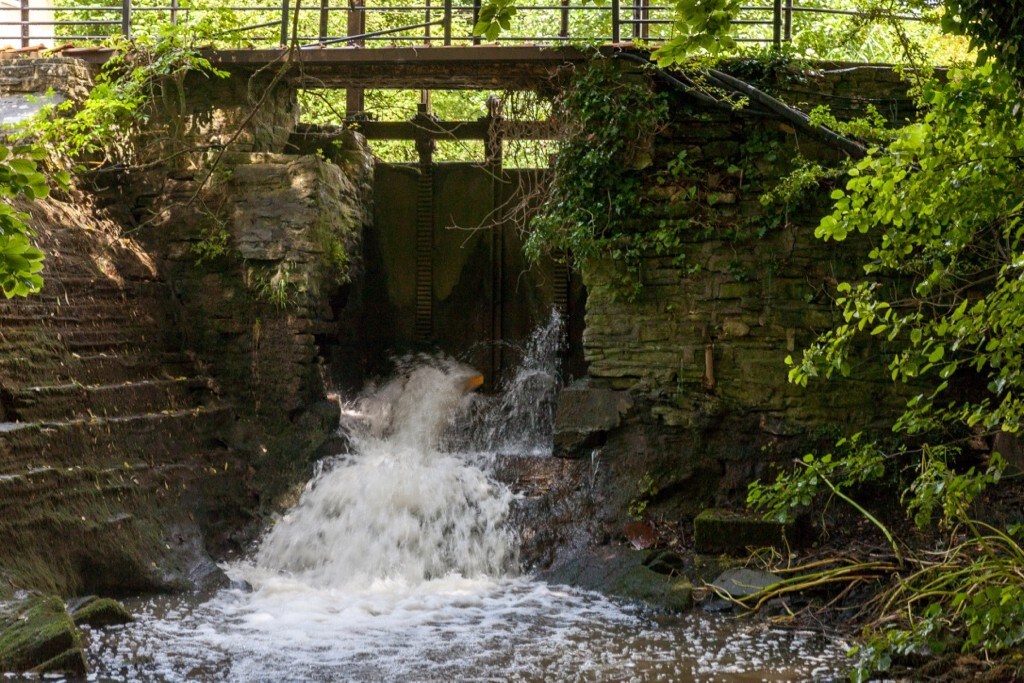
0, 145, 67, 298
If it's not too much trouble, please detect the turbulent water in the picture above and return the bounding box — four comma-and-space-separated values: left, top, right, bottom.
82, 314, 849, 682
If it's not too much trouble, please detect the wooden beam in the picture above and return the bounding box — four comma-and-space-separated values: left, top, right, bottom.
62, 44, 609, 91
290, 119, 557, 144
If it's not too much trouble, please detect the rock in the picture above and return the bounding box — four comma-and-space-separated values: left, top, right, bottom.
623, 521, 656, 550
693, 508, 793, 554
68, 597, 133, 628
643, 549, 688, 576
709, 568, 782, 598
0, 594, 86, 676
553, 381, 634, 457
608, 565, 693, 612
188, 554, 232, 596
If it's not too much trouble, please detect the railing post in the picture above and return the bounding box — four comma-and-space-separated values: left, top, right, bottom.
443, 0, 452, 45
559, 0, 569, 39
319, 0, 329, 43
170, 0, 179, 25
784, 0, 793, 42
121, 0, 132, 38
472, 0, 481, 45
280, 0, 291, 46
611, 0, 620, 43
346, 0, 366, 116
19, 0, 29, 48
424, 0, 431, 44
632, 0, 648, 40
772, 0, 782, 47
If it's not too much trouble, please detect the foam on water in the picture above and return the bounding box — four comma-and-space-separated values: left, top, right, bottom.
84, 314, 849, 682
90, 578, 847, 682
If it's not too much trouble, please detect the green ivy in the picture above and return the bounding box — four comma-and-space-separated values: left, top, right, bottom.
30, 22, 228, 170
523, 63, 669, 299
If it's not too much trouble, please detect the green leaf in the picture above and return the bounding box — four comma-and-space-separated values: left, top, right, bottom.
8, 159, 35, 175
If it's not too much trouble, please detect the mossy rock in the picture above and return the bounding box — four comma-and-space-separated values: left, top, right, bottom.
0, 594, 86, 676
693, 508, 793, 555
608, 564, 693, 612
69, 596, 133, 628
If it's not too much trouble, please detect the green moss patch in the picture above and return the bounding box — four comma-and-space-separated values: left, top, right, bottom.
608, 564, 693, 612
69, 596, 133, 628
0, 594, 86, 676
694, 507, 793, 555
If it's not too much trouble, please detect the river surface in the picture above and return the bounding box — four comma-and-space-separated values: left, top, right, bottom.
74, 316, 850, 682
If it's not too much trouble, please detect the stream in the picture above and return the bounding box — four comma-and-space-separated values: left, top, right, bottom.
78, 315, 849, 682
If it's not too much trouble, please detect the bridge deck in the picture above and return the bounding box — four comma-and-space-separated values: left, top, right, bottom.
60, 44, 614, 90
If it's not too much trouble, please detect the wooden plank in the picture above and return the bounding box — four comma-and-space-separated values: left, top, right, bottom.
66, 44, 620, 90
291, 120, 556, 143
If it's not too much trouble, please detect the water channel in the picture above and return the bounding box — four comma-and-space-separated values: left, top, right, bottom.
74, 316, 848, 682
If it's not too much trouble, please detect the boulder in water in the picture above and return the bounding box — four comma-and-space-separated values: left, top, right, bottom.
608, 565, 694, 612
68, 596, 133, 628
553, 381, 633, 457
0, 594, 87, 676
709, 568, 782, 598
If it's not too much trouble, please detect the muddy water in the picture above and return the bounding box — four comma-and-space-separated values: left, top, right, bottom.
80, 316, 848, 682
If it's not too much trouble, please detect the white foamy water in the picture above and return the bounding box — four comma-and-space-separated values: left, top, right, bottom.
88, 579, 847, 682
254, 358, 515, 588
83, 316, 849, 682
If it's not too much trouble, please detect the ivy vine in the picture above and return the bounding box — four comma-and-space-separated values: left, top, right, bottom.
524, 62, 669, 299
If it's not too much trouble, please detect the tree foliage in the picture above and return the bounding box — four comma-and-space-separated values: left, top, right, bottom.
942, 0, 1024, 77
748, 52, 1024, 683
523, 64, 669, 299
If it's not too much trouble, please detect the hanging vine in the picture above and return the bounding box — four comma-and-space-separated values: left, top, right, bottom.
523, 62, 670, 299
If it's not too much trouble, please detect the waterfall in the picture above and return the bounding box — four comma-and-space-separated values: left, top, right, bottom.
254, 358, 520, 589
445, 310, 566, 456
87, 311, 848, 683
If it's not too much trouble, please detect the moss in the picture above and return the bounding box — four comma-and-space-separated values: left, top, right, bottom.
608, 565, 694, 612
0, 594, 86, 675
70, 597, 133, 628
0, 485, 182, 595
693, 507, 793, 555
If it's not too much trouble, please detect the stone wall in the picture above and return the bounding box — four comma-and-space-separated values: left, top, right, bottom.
0, 195, 237, 595
147, 149, 370, 416
558, 65, 917, 516
0, 56, 374, 601
0, 56, 93, 125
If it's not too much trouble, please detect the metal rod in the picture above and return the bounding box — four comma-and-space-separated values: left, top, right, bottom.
121, 0, 131, 37
611, 0, 620, 42
170, 0, 178, 25
20, 0, 29, 47
784, 0, 792, 40
213, 20, 282, 36
312, 19, 443, 47
319, 0, 329, 42
772, 0, 781, 47
471, 0, 480, 45
559, 0, 568, 38
346, 0, 366, 117
280, 0, 290, 45
443, 0, 452, 45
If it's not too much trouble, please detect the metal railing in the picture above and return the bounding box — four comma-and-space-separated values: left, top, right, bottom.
1, 0, 924, 50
